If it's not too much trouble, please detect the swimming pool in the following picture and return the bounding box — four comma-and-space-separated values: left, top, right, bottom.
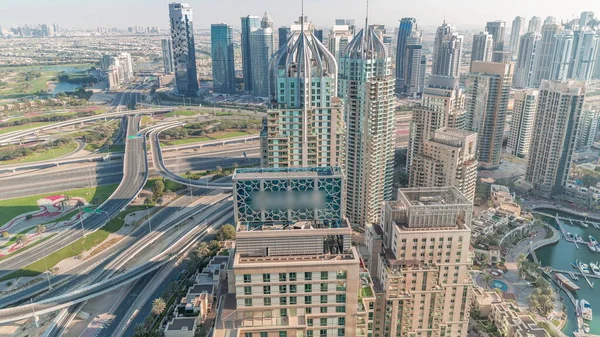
490, 280, 508, 292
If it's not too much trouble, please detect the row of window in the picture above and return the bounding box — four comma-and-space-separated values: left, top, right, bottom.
244, 271, 338, 283
244, 284, 347, 295
243, 295, 346, 306
244, 329, 344, 337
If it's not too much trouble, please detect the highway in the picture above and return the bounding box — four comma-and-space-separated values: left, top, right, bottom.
0, 201, 232, 324
0, 115, 149, 280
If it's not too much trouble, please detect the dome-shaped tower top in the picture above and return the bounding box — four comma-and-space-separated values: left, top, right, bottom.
261, 11, 273, 28
344, 27, 388, 60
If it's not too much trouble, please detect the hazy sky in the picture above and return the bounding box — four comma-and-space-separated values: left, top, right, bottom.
0, 0, 598, 30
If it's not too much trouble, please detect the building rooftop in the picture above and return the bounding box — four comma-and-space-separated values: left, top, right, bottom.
233, 166, 343, 180
166, 317, 196, 331
398, 187, 472, 207
189, 284, 214, 295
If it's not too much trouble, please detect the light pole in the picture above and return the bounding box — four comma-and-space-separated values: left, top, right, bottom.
78, 206, 86, 238
43, 257, 52, 290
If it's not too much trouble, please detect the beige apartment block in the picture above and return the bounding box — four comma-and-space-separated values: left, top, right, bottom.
367, 187, 474, 337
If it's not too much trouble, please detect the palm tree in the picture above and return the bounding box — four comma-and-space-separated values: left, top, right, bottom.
482, 273, 493, 289
15, 236, 27, 246
151, 298, 166, 316
35, 225, 46, 235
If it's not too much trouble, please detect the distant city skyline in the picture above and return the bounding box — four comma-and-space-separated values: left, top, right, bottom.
0, 0, 597, 30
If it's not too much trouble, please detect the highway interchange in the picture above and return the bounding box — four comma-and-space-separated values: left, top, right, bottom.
0, 86, 255, 335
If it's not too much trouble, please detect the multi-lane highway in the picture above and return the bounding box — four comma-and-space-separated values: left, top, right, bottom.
0, 115, 148, 280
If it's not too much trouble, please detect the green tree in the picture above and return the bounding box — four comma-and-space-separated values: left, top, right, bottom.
218, 224, 236, 241
482, 273, 493, 289
151, 297, 166, 316
16, 236, 27, 246
152, 180, 165, 199
215, 165, 223, 176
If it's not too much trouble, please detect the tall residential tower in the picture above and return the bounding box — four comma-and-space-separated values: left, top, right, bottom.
168, 2, 199, 96
211, 23, 236, 94
249, 12, 274, 97
432, 22, 463, 77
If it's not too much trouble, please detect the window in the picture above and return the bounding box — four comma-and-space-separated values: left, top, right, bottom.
263, 285, 271, 294
305, 296, 312, 304
335, 306, 346, 313
290, 272, 297, 281
264, 297, 271, 306
245, 333, 252, 337
307, 331, 314, 337
279, 273, 287, 281
305, 272, 312, 280
338, 317, 345, 326
305, 284, 312, 292
321, 271, 328, 280
261, 333, 268, 337
280, 297, 287, 305
320, 329, 327, 337
243, 274, 252, 283
308, 318, 314, 326
290, 296, 297, 305
320, 318, 327, 326
321, 283, 328, 292
336, 294, 346, 303
280, 308, 288, 317
263, 274, 270, 282
338, 328, 345, 336
320, 306, 327, 313
279, 285, 287, 294
306, 307, 312, 314
290, 284, 297, 293
244, 286, 252, 295
320, 295, 328, 304
244, 298, 252, 307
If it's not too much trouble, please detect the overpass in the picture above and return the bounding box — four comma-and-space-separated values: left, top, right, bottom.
149, 123, 234, 190
0, 202, 232, 324
0, 115, 150, 280
0, 108, 173, 145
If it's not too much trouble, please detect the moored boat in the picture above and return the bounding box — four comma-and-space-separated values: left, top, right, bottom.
575, 234, 584, 243
590, 236, 598, 245
589, 243, 597, 252
568, 232, 575, 240
556, 273, 581, 291
591, 262, 600, 276
580, 299, 593, 321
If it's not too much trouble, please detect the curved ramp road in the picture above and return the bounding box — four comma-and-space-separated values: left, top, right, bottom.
149, 124, 234, 190
0, 116, 148, 280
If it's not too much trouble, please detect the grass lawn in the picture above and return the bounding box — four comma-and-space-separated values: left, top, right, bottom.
0, 226, 35, 249
0, 184, 119, 228
0, 205, 147, 281
0, 122, 53, 135
160, 136, 211, 146
0, 141, 79, 166
144, 178, 184, 192
210, 130, 254, 139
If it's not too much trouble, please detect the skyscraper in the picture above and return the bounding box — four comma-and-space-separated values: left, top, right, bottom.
409, 128, 478, 201
528, 16, 542, 34
507, 89, 539, 158
579, 11, 595, 28
261, 16, 344, 168
211, 23, 236, 95
549, 31, 574, 81
161, 38, 174, 74
526, 80, 586, 197
213, 167, 363, 337
407, 76, 466, 175
314, 28, 324, 42
578, 107, 600, 150
168, 2, 199, 96
402, 31, 427, 96
513, 32, 541, 88
277, 26, 291, 49
240, 15, 260, 92
432, 22, 463, 77
249, 12, 274, 97
366, 187, 474, 337
338, 24, 395, 228
593, 41, 600, 79
531, 23, 560, 86
466, 62, 513, 169
395, 17, 417, 94
569, 29, 599, 81
544, 16, 557, 25
485, 21, 506, 52
328, 22, 354, 62
471, 32, 493, 65
509, 16, 526, 56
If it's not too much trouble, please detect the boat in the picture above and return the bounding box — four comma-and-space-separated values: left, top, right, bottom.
581, 222, 589, 228
580, 299, 593, 321
589, 243, 597, 252
580, 262, 590, 273
570, 273, 580, 281
568, 232, 575, 240
591, 236, 598, 245
583, 323, 591, 333
556, 273, 581, 291
594, 223, 600, 229
575, 234, 584, 243
591, 262, 600, 276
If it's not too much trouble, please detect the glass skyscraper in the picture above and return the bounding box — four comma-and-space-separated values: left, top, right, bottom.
395, 17, 417, 94
168, 2, 199, 96
211, 23, 236, 94
241, 15, 260, 92
249, 13, 274, 97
